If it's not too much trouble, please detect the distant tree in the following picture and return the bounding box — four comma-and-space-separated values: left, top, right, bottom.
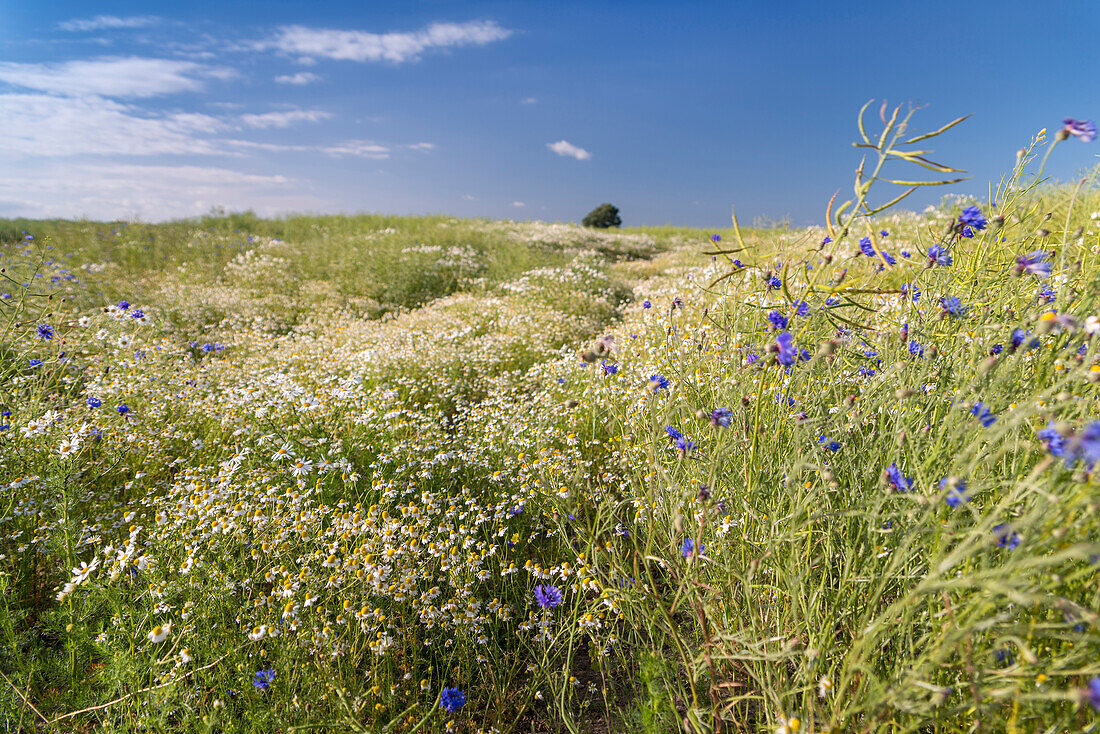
582, 203, 622, 229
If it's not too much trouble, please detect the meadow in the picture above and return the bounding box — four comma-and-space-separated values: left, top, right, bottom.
1, 106, 1099, 733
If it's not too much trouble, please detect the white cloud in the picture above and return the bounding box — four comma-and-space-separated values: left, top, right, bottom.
321, 140, 392, 159
58, 15, 161, 32
240, 109, 332, 129
511, 201, 525, 207
0, 162, 325, 221
0, 94, 226, 157
274, 72, 321, 85
547, 140, 591, 161
263, 20, 512, 64
0, 57, 230, 98
520, 97, 537, 104
461, 194, 476, 201
407, 142, 436, 151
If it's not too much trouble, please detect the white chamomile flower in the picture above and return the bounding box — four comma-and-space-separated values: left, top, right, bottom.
147, 622, 172, 643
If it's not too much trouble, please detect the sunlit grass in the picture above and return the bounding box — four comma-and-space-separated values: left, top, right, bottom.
0, 107, 1099, 733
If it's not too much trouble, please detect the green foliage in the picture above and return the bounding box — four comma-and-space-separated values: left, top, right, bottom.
582, 203, 622, 229
1, 106, 1099, 733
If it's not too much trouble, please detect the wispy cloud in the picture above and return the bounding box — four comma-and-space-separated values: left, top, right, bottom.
262, 20, 512, 64
274, 72, 321, 85
407, 142, 436, 151
0, 162, 320, 221
0, 94, 226, 157
511, 201, 526, 207
58, 15, 161, 32
239, 109, 332, 129
0, 57, 231, 98
520, 97, 538, 104
320, 140, 392, 159
547, 140, 591, 161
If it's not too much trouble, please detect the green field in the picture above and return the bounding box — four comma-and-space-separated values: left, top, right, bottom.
1, 110, 1099, 733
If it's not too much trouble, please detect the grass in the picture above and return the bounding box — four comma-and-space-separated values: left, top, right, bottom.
0, 106, 1098, 733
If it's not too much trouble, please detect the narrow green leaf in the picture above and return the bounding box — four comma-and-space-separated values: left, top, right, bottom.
881, 177, 967, 186
865, 186, 918, 215
903, 114, 971, 144
856, 100, 874, 146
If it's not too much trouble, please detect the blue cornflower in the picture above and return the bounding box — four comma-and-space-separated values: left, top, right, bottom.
253, 669, 276, 690
117, 300, 130, 310
733, 259, 744, 268
649, 374, 670, 392
990, 343, 1003, 355
1065, 420, 1100, 468
821, 236, 833, 245
775, 331, 797, 366
710, 407, 732, 428
940, 477, 969, 507
1062, 118, 1097, 143
766, 275, 781, 291
940, 296, 966, 318
440, 686, 467, 712
130, 309, 144, 319
1037, 422, 1066, 457
28, 358, 42, 368
927, 245, 953, 267
825, 296, 839, 307
1038, 284, 1056, 303
970, 402, 997, 427
1015, 250, 1051, 277
201, 342, 215, 353
600, 360, 618, 375
36, 324, 54, 340
509, 504, 523, 517
859, 237, 875, 257
817, 436, 841, 452
533, 584, 562, 609
900, 250, 911, 258
901, 283, 920, 302
711, 233, 721, 243
958, 206, 988, 232
117, 404, 130, 415
766, 310, 789, 331
746, 352, 760, 364
1010, 329, 1028, 350
642, 300, 651, 309
680, 538, 704, 558
960, 226, 975, 238
858, 366, 876, 377
885, 462, 914, 493
675, 436, 697, 455
1086, 677, 1100, 711
665, 426, 683, 441
993, 523, 1021, 550
87, 397, 102, 408
908, 341, 924, 357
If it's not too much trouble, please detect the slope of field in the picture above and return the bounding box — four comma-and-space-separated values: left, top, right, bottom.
3, 164, 1100, 731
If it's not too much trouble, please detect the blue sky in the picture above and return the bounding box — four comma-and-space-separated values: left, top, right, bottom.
1, 1, 1097, 225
